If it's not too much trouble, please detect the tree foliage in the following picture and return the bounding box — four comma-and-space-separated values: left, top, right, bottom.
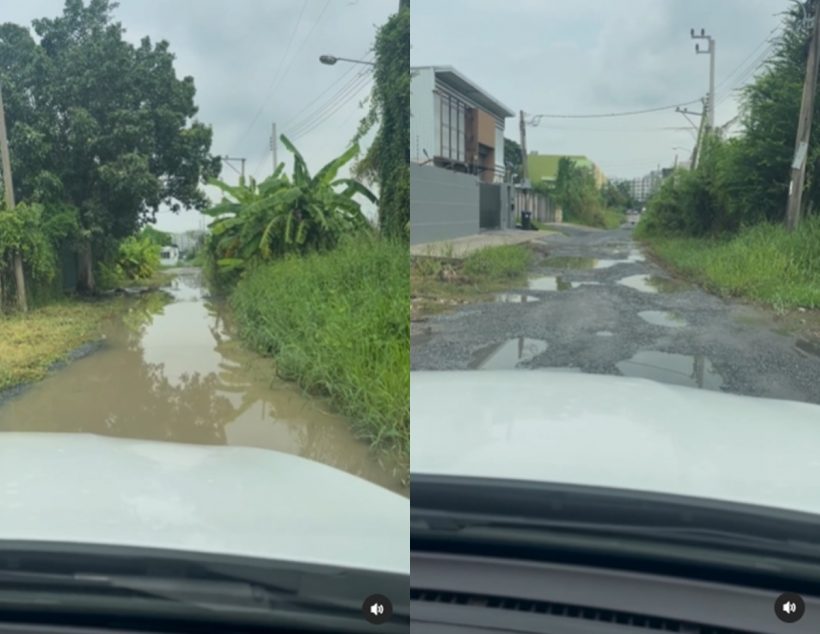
641, 1, 820, 236
0, 0, 220, 292
540, 157, 606, 227
204, 135, 375, 286
504, 138, 524, 184
352, 3, 409, 239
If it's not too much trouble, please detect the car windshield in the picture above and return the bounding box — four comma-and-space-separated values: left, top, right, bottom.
0, 0, 409, 628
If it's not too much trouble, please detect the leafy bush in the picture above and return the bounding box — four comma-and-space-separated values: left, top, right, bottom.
230, 235, 408, 460
116, 236, 160, 280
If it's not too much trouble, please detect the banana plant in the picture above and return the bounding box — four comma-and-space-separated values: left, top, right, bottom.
203, 135, 376, 275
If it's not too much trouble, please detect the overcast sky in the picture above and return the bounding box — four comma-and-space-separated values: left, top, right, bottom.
412, 0, 792, 180
1, 0, 394, 232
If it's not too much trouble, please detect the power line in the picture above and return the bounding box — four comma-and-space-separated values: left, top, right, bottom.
714, 43, 777, 107
290, 72, 373, 140
282, 49, 373, 131
231, 0, 310, 152
287, 68, 372, 137
527, 98, 701, 122
713, 26, 781, 96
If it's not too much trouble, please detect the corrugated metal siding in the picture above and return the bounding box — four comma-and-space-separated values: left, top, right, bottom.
411, 164, 479, 245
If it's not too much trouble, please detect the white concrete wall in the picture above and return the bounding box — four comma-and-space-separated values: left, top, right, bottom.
410, 68, 436, 163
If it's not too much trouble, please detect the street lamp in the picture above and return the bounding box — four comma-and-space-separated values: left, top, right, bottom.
319, 54, 375, 66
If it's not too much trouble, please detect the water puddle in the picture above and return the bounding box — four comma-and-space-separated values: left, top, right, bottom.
617, 274, 688, 293
638, 310, 688, 328
616, 350, 724, 390
469, 337, 548, 370
495, 293, 540, 303
529, 276, 573, 291
0, 269, 405, 494
543, 256, 596, 269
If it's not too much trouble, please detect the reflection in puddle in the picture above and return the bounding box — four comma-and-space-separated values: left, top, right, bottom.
0, 269, 404, 494
529, 276, 572, 291
496, 293, 540, 303
528, 277, 600, 291
543, 256, 595, 269
470, 337, 548, 370
617, 274, 688, 293
638, 310, 688, 328
616, 350, 724, 390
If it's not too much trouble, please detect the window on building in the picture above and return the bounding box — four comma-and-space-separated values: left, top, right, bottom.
439, 92, 465, 162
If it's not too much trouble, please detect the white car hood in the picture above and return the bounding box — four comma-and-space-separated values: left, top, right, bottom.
411, 371, 820, 516
0, 433, 408, 575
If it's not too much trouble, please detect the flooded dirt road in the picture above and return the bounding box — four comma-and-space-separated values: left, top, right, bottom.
0, 268, 406, 495
411, 225, 820, 405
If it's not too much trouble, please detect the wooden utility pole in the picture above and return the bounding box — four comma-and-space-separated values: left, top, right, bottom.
519, 110, 529, 185
0, 82, 27, 312
786, 0, 820, 231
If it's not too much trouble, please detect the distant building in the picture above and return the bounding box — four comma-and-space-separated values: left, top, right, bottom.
627, 170, 664, 203
410, 65, 514, 183
160, 245, 179, 266
526, 152, 606, 188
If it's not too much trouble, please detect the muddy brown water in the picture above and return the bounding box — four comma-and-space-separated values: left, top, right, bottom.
0, 268, 406, 495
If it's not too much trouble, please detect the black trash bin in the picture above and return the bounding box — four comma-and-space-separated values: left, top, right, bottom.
521, 211, 532, 230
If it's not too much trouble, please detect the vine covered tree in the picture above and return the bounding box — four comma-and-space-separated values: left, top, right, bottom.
352, 2, 409, 239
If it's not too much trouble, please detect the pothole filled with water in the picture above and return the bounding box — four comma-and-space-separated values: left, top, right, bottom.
495, 293, 540, 303
469, 337, 548, 370
616, 350, 724, 390
617, 275, 689, 293
638, 310, 688, 328
529, 276, 573, 291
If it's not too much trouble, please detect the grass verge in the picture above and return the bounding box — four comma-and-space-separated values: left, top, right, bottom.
412, 244, 533, 318
229, 235, 409, 466
0, 298, 127, 392
637, 216, 820, 311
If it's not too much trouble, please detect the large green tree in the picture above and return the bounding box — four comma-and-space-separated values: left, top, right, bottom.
0, 0, 220, 291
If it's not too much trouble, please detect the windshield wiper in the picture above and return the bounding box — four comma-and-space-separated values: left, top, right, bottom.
0, 568, 348, 616
413, 513, 820, 563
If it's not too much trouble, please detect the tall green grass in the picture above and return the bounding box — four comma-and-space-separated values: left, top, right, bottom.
230, 235, 409, 460
463, 244, 532, 281
641, 216, 820, 309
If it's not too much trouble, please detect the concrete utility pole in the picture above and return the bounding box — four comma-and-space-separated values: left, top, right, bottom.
0, 82, 27, 312
692, 96, 709, 169
270, 123, 278, 173
519, 110, 529, 185
786, 1, 820, 231
691, 28, 716, 129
